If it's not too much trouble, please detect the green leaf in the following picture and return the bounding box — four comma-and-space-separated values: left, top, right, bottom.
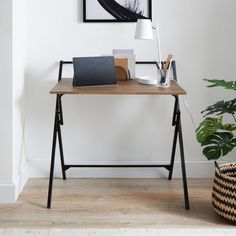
204, 79, 236, 91
202, 98, 236, 116
201, 132, 236, 160
196, 117, 223, 143
223, 124, 236, 132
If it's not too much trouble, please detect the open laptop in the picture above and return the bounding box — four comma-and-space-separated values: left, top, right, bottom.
73, 56, 117, 86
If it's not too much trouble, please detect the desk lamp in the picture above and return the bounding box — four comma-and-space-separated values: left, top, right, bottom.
135, 19, 162, 85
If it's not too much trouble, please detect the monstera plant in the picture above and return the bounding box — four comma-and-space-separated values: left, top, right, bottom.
196, 79, 236, 160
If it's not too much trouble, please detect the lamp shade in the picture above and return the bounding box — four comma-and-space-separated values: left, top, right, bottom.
135, 19, 153, 40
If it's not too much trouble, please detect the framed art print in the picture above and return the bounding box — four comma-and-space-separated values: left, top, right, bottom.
83, 0, 152, 22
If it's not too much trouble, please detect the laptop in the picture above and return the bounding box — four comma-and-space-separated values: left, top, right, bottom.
73, 56, 117, 86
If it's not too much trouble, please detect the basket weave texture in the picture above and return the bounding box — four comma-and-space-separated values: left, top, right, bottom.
212, 163, 236, 223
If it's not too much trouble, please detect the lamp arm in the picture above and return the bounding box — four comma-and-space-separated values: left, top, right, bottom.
152, 27, 162, 70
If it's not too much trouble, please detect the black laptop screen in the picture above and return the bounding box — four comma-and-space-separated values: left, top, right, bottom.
73, 56, 117, 86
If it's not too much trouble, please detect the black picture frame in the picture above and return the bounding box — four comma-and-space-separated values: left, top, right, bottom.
83, 0, 152, 23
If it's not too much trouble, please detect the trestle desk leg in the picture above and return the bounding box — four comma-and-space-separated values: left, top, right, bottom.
168, 123, 178, 180
57, 96, 66, 180
58, 122, 66, 180
168, 96, 190, 209
178, 116, 190, 210
168, 96, 179, 180
47, 114, 58, 209
47, 96, 60, 209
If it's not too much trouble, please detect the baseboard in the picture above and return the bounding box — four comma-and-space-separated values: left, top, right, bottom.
0, 161, 30, 203
0, 228, 235, 236
30, 159, 216, 178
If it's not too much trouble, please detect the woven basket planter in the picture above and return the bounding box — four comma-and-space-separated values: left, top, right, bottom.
212, 162, 236, 223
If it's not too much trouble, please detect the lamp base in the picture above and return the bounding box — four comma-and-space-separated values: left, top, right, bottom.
136, 76, 158, 85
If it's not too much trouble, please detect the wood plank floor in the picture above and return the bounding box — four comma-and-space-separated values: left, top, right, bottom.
0, 179, 234, 229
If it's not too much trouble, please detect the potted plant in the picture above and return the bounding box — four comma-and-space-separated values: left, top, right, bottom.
196, 79, 236, 222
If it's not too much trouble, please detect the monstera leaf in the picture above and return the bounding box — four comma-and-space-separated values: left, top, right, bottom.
201, 132, 236, 160
202, 98, 236, 116
196, 116, 236, 143
204, 79, 236, 91
196, 79, 236, 160
196, 117, 224, 143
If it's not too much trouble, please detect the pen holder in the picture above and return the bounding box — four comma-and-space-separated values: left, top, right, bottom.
159, 69, 170, 88
159, 60, 172, 88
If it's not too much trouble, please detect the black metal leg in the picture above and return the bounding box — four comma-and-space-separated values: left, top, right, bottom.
57, 95, 66, 180
178, 115, 190, 210
58, 123, 66, 180
168, 122, 178, 180
168, 96, 190, 209
47, 110, 58, 209
168, 96, 179, 180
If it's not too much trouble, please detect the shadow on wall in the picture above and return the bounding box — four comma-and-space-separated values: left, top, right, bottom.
78, 0, 83, 23
24, 61, 59, 160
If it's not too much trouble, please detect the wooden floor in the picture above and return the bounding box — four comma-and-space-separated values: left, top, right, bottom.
0, 179, 234, 229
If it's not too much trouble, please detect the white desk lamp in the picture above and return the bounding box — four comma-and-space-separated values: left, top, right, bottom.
135, 19, 162, 85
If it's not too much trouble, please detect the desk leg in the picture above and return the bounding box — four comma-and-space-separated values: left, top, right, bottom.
58, 123, 66, 180
178, 115, 190, 210
47, 95, 66, 208
58, 96, 66, 180
168, 96, 190, 210
47, 101, 59, 209
168, 96, 179, 180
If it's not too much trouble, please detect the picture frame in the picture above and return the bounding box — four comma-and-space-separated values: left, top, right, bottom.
83, 0, 152, 23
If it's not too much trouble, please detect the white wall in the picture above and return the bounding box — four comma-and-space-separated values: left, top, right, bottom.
26, 0, 236, 179
0, 0, 13, 185
12, 0, 29, 198
0, 0, 29, 203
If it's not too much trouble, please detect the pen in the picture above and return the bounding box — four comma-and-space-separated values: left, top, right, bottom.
164, 54, 173, 73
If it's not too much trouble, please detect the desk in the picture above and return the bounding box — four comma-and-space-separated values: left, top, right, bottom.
47, 61, 190, 210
